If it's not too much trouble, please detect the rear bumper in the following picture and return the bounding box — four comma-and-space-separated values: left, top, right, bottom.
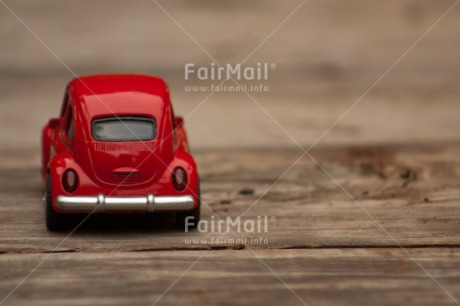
55, 194, 195, 213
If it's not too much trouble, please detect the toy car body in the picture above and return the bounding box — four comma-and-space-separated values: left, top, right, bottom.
41, 74, 200, 231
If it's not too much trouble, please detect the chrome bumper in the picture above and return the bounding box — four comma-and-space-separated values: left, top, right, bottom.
55, 194, 195, 213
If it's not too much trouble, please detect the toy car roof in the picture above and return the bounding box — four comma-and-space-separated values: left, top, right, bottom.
69, 74, 170, 119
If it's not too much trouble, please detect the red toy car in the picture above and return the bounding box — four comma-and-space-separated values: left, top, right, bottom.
41, 74, 200, 231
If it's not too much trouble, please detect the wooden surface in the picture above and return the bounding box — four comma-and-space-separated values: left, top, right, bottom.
1, 1, 460, 305
0, 145, 459, 305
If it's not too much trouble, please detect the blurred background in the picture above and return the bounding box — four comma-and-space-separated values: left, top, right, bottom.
1, 0, 460, 156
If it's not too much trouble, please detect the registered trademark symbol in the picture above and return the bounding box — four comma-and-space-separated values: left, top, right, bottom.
270, 63, 276, 69
271, 216, 276, 222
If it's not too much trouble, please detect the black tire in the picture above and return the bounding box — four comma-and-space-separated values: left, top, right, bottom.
45, 174, 72, 232
176, 178, 201, 229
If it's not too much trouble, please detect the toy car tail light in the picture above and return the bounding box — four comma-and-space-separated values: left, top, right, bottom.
63, 169, 78, 193
172, 167, 187, 191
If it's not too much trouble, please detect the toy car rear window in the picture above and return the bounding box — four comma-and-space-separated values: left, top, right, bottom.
92, 117, 156, 141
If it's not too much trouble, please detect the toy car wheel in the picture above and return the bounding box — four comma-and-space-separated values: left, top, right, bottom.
45, 175, 74, 231
175, 179, 201, 229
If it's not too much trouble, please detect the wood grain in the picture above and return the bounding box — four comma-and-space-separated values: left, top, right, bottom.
0, 145, 459, 305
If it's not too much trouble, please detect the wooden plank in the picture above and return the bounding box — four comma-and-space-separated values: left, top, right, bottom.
1, 145, 459, 253
0, 249, 459, 306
